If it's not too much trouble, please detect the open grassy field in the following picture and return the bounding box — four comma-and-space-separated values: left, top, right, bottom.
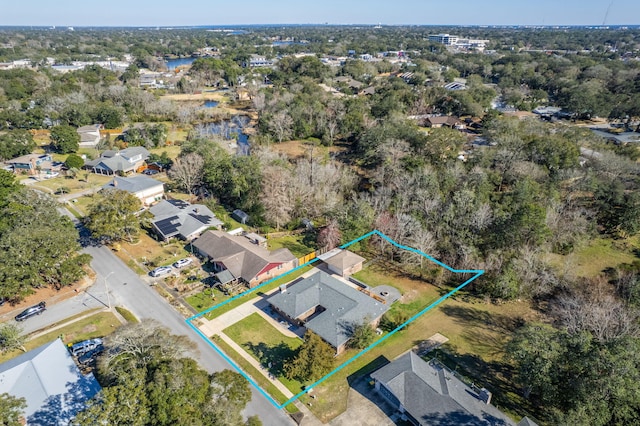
224, 313, 304, 392
545, 237, 639, 278
0, 311, 121, 363
30, 173, 112, 193
113, 233, 191, 272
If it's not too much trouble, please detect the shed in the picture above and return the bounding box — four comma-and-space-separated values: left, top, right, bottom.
321, 249, 366, 277
232, 209, 250, 224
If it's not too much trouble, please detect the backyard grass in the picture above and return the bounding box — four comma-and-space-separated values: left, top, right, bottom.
150, 144, 182, 159
0, 311, 121, 363
545, 236, 639, 278
212, 336, 300, 414
267, 234, 315, 258
224, 313, 304, 393
302, 294, 538, 423
203, 265, 314, 319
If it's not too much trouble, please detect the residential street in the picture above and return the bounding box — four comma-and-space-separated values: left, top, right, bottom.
12, 229, 294, 425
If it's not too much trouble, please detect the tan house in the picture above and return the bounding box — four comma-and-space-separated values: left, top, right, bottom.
77, 124, 103, 148
102, 175, 164, 206
321, 249, 365, 277
192, 230, 297, 288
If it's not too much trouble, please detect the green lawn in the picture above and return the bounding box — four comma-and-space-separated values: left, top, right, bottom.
0, 311, 122, 363
224, 313, 303, 396
545, 237, 639, 278
212, 336, 300, 414
267, 234, 316, 258
204, 265, 314, 319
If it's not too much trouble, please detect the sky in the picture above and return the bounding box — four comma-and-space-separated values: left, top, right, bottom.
2, 0, 639, 27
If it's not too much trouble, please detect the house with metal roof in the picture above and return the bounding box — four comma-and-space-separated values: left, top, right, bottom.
268, 271, 389, 354
102, 175, 164, 206
149, 199, 223, 241
371, 351, 518, 426
84, 146, 150, 175
0, 339, 101, 425
192, 230, 297, 287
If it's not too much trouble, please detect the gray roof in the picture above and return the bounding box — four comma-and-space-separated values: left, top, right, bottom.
268, 271, 389, 348
371, 352, 514, 426
102, 175, 164, 194
590, 129, 640, 144
150, 199, 223, 240
85, 146, 150, 173
192, 230, 295, 283
0, 339, 101, 425
323, 250, 365, 272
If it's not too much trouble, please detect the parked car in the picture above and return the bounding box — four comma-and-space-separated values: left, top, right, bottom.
143, 169, 159, 175
69, 338, 104, 357
173, 258, 193, 269
15, 301, 46, 322
150, 266, 173, 277
78, 347, 104, 365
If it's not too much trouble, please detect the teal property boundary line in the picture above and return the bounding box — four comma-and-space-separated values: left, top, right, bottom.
186, 229, 484, 409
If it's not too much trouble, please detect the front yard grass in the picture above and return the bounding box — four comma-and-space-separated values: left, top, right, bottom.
224, 313, 304, 394
185, 287, 230, 313
212, 336, 300, 414
0, 311, 122, 363
33, 174, 112, 193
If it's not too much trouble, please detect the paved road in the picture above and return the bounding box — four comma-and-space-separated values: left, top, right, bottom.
84, 243, 295, 426
13, 227, 293, 425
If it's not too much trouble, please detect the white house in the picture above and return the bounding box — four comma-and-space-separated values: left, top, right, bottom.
102, 175, 164, 206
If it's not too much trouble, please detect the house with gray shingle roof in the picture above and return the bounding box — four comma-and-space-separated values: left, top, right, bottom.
0, 339, 101, 425
371, 351, 517, 426
150, 199, 223, 241
102, 175, 164, 206
192, 230, 297, 287
268, 271, 389, 354
84, 146, 150, 175
320, 249, 365, 277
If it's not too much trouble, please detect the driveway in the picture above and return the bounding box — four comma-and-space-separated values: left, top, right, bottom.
329, 376, 395, 426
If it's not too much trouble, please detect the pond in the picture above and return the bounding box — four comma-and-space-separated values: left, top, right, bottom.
194, 115, 250, 155
165, 57, 196, 70
202, 100, 219, 108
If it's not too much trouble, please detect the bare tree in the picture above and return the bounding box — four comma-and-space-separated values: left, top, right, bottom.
318, 219, 341, 249
167, 152, 205, 196
268, 110, 293, 143
260, 164, 294, 230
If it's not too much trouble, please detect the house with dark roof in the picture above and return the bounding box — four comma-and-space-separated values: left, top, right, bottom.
268, 271, 389, 354
84, 146, 150, 175
150, 199, 223, 241
371, 352, 518, 426
102, 175, 164, 206
192, 230, 297, 287
423, 115, 463, 129
0, 339, 101, 425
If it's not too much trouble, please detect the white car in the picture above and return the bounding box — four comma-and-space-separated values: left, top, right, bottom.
150, 266, 173, 277
173, 258, 193, 269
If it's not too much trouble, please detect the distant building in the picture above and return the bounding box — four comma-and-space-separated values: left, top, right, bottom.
0, 339, 101, 426
102, 175, 164, 206
150, 199, 223, 241
6, 153, 63, 176
428, 34, 459, 45
84, 146, 150, 175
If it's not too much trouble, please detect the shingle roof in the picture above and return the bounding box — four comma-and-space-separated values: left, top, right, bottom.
102, 175, 163, 194
268, 271, 389, 348
323, 250, 365, 272
85, 147, 150, 173
192, 230, 295, 282
371, 352, 515, 426
0, 339, 101, 425
150, 199, 223, 240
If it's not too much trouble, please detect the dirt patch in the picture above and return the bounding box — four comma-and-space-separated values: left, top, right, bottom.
0, 270, 95, 319
268, 140, 347, 160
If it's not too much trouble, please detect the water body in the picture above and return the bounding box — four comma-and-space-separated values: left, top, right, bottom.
195, 115, 250, 155
165, 57, 196, 70
203, 100, 219, 108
